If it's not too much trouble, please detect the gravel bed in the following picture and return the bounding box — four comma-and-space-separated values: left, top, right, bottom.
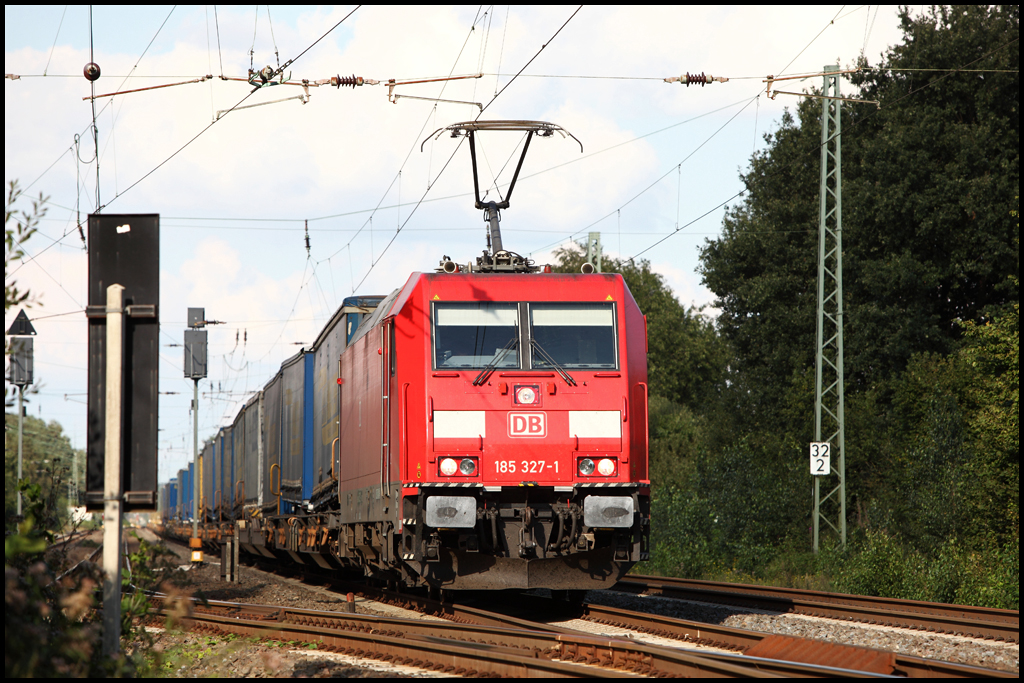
143, 533, 1018, 675
584, 589, 1019, 673
145, 628, 445, 678
139, 531, 444, 677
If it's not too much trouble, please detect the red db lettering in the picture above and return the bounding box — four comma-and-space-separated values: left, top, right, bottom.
512, 415, 527, 434
529, 415, 543, 433
509, 413, 546, 437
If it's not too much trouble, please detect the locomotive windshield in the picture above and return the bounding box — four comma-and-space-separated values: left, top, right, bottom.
530, 303, 617, 369
433, 303, 520, 369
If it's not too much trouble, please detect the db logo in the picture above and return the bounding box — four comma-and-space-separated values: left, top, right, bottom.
508, 412, 546, 437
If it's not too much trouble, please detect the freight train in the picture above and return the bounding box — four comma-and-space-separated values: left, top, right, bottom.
162, 121, 651, 591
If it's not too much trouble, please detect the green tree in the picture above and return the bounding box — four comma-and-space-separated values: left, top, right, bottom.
551, 243, 726, 409
701, 5, 1018, 408
5, 413, 83, 523
689, 5, 1018, 583
5, 179, 46, 314
5, 180, 48, 410
550, 243, 728, 492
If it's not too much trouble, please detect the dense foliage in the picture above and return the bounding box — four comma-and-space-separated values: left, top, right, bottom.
5, 413, 85, 520
559, 6, 1018, 607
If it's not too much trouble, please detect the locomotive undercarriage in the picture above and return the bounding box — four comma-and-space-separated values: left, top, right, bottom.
230, 486, 649, 591
400, 487, 649, 590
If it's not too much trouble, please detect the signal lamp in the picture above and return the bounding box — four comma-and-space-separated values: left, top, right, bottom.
597, 458, 616, 476
578, 458, 595, 476
439, 458, 458, 476
459, 458, 477, 475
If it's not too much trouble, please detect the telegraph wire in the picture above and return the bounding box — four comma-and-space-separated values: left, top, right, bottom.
109, 6, 177, 100
629, 191, 746, 262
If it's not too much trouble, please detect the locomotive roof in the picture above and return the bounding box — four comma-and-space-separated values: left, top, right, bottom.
309, 294, 390, 352
348, 287, 401, 346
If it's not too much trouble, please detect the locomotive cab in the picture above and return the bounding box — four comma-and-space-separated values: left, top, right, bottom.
377, 271, 650, 590
214, 120, 651, 593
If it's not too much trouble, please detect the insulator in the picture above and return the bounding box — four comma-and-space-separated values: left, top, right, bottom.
684, 72, 708, 87
332, 74, 363, 88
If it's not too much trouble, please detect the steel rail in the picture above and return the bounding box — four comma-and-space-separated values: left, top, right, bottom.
298, 578, 977, 678
238, 556, 1013, 678
578, 601, 1015, 678
150, 596, 805, 678
618, 575, 1019, 643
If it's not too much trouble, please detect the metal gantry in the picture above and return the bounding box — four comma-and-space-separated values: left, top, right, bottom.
813, 66, 847, 552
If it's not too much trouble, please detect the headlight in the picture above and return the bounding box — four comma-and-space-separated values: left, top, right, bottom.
597, 458, 616, 476
438, 456, 477, 476
578, 458, 595, 475
515, 385, 538, 405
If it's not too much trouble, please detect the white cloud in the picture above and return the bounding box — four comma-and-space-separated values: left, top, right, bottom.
6, 5, 909, 459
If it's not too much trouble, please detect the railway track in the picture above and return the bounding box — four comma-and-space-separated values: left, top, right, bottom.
576, 600, 1014, 678
235, 556, 1013, 678
152, 594, 911, 678
617, 575, 1020, 643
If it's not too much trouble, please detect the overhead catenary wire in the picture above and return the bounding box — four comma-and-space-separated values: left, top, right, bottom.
213, 5, 225, 79
347, 5, 584, 293
622, 34, 1020, 264
10, 66, 1018, 81
93, 6, 361, 215
16, 88, 748, 289
42, 5, 68, 77
537, 5, 861, 263
530, 93, 759, 257
88, 6, 100, 211
317, 10, 493, 270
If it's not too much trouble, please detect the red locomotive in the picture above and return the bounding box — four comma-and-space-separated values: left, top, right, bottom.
166, 122, 651, 591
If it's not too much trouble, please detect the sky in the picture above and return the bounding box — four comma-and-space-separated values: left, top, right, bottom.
5, 5, 907, 478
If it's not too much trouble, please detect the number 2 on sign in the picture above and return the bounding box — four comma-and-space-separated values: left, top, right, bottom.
810, 442, 831, 476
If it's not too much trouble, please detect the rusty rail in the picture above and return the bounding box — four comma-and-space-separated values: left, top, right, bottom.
233, 554, 1015, 678
578, 601, 1014, 678
618, 575, 1019, 643
151, 596, 823, 678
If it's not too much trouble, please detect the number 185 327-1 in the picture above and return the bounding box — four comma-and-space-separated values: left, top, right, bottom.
496, 460, 558, 474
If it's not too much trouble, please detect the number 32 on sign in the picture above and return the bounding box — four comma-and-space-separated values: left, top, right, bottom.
810, 442, 831, 476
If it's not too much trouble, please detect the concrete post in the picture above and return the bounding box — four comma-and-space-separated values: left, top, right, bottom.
102, 284, 125, 657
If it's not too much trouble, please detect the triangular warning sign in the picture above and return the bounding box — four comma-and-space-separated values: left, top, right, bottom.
605, 295, 614, 301
7, 309, 37, 336
433, 294, 440, 300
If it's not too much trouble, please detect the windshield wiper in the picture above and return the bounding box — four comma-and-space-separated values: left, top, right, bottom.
531, 339, 577, 386
473, 334, 518, 386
